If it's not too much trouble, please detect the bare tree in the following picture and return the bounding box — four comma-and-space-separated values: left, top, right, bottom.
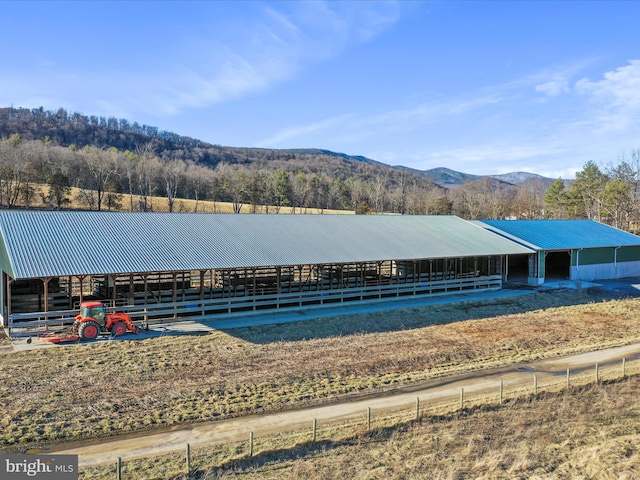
511, 179, 545, 219
160, 158, 185, 213
136, 152, 160, 212
82, 146, 120, 211
185, 161, 212, 212
0, 134, 30, 208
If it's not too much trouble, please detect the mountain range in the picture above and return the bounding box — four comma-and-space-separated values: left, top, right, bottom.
413, 167, 554, 188
0, 106, 554, 190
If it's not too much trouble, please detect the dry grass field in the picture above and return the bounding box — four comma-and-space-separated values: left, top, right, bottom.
30, 184, 353, 215
197, 378, 640, 480
1, 288, 640, 460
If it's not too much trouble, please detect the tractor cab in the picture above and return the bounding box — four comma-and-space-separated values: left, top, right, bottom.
78, 301, 107, 326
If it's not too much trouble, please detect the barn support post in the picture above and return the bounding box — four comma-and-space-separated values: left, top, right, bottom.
172, 272, 178, 318
142, 273, 149, 328
76, 275, 87, 305
297, 265, 303, 298
227, 269, 233, 297
199, 270, 206, 315
502, 255, 508, 282
68, 276, 73, 309
0, 273, 5, 328
129, 273, 134, 305
110, 274, 118, 306
41, 277, 52, 314
4, 274, 13, 329
243, 268, 248, 295
252, 268, 257, 297
199, 270, 206, 300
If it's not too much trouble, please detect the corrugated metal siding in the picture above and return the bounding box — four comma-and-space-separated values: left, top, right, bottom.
480, 220, 640, 250
0, 212, 532, 279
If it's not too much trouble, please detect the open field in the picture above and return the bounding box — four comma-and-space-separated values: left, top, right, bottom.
2, 287, 640, 458
201, 378, 640, 480
78, 375, 640, 479
28, 184, 353, 214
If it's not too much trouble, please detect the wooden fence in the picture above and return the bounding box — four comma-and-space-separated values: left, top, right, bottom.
7, 275, 501, 336
80, 356, 636, 480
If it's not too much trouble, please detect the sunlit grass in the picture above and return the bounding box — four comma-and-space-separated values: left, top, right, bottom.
2, 289, 639, 455
79, 369, 640, 479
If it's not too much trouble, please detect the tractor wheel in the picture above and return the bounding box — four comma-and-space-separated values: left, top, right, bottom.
111, 322, 128, 336
78, 321, 100, 340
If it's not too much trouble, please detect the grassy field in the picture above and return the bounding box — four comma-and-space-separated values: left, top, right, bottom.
2, 287, 640, 459
196, 378, 640, 480
29, 184, 353, 215
90, 377, 640, 480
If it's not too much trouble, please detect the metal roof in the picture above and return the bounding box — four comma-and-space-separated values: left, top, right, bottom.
479, 219, 640, 251
0, 211, 532, 279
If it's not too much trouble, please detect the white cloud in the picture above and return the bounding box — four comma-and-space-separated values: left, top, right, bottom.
575, 59, 640, 109
565, 60, 640, 137
260, 59, 637, 179
260, 113, 356, 146
261, 92, 504, 149
535, 78, 569, 97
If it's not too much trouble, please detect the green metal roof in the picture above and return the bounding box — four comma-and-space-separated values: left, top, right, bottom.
480, 219, 640, 251
0, 212, 532, 280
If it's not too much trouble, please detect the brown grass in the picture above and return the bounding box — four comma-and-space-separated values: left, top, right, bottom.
78, 368, 640, 480
1, 288, 640, 455
31, 184, 353, 215
202, 378, 640, 480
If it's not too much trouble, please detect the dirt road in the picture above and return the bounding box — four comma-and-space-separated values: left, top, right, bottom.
49, 341, 640, 468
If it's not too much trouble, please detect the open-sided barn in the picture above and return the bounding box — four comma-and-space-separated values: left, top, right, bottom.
0, 211, 532, 334
479, 219, 640, 285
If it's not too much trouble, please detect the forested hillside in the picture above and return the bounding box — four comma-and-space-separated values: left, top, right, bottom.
0, 106, 451, 214
1, 106, 639, 229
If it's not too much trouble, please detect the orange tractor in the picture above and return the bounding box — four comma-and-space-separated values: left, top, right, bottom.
39, 301, 139, 343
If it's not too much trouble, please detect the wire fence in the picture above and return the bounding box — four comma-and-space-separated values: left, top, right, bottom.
80, 356, 639, 480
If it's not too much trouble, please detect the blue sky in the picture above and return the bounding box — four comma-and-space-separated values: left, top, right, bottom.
2, 1, 640, 179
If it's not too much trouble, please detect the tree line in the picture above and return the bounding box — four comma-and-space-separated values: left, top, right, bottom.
1, 107, 639, 231
0, 134, 450, 214
544, 154, 640, 231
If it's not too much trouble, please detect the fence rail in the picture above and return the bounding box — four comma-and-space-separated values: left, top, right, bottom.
7, 275, 501, 335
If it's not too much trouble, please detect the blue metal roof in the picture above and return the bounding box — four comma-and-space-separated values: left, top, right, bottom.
0, 211, 532, 279
480, 219, 640, 250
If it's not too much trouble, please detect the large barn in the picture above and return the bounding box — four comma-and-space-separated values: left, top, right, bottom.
479, 220, 640, 285
0, 211, 532, 334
